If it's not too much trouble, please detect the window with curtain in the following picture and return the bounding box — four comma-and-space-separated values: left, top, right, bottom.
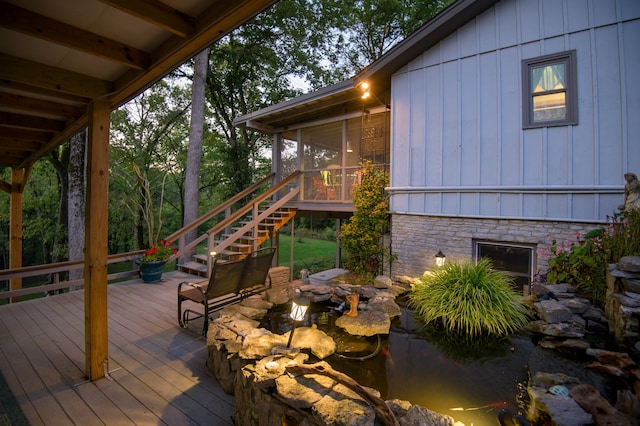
522, 50, 578, 128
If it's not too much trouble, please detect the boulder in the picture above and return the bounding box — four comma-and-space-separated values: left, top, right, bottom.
335, 310, 391, 336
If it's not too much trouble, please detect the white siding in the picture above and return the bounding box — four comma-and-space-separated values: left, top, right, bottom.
389, 0, 640, 222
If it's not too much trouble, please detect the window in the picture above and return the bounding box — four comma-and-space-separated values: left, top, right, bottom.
474, 241, 536, 293
522, 50, 577, 128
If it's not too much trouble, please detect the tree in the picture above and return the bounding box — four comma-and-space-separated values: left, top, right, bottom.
109, 80, 190, 251
68, 129, 86, 284
183, 47, 209, 260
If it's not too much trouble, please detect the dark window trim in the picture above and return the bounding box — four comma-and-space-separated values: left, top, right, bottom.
522, 50, 578, 129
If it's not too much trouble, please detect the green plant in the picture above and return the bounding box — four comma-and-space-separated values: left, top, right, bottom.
545, 231, 607, 303
340, 161, 392, 279
543, 209, 640, 304
408, 258, 531, 337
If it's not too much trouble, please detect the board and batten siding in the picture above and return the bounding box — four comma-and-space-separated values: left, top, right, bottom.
389, 0, 640, 222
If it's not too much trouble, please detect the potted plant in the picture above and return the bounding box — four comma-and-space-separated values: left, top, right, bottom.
129, 163, 176, 283
136, 239, 177, 283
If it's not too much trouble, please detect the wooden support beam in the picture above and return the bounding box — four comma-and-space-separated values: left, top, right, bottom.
9, 168, 24, 303
0, 93, 85, 121
0, 53, 113, 99
97, 0, 195, 37
0, 127, 51, 144
0, 1, 150, 70
84, 99, 110, 381
0, 111, 65, 132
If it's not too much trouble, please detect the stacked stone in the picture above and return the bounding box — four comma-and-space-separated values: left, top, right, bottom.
268, 266, 290, 290
605, 255, 640, 358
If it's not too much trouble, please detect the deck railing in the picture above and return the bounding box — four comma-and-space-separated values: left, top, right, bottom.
0, 171, 301, 302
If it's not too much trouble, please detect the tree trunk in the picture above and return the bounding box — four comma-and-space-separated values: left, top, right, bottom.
182, 47, 209, 262
68, 129, 86, 286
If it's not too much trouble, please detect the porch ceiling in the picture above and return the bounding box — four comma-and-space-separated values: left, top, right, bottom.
0, 0, 277, 170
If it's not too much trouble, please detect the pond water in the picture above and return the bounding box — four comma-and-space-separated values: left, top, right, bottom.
261, 301, 533, 426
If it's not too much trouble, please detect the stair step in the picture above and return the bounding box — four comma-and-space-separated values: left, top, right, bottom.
177, 261, 207, 277
193, 254, 209, 264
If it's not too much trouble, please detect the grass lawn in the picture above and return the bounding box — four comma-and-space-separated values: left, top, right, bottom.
278, 234, 338, 276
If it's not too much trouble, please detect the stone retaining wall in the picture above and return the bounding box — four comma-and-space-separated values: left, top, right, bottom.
391, 214, 599, 279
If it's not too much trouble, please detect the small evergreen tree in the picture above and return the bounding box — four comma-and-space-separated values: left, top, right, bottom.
340, 161, 391, 278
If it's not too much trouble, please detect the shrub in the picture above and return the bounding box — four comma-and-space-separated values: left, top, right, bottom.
408, 258, 531, 337
340, 161, 392, 279
544, 209, 640, 304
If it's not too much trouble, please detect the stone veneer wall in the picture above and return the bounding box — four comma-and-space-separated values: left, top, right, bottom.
391, 214, 601, 280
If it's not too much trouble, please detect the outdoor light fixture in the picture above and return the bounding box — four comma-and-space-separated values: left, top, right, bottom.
435, 250, 446, 267
287, 297, 310, 348
360, 81, 371, 99
346, 141, 353, 153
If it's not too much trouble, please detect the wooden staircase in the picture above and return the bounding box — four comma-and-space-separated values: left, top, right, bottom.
168, 171, 301, 278
176, 207, 297, 277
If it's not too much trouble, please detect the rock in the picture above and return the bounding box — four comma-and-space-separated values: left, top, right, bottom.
563, 298, 590, 314
265, 287, 290, 305
615, 293, 640, 308
386, 399, 412, 419
619, 256, 640, 273
309, 268, 348, 285
533, 394, 593, 426
240, 297, 274, 311
253, 353, 309, 390
622, 278, 640, 294
394, 275, 418, 285
355, 286, 379, 300
287, 325, 337, 359
239, 328, 288, 359
313, 393, 375, 426
527, 372, 594, 426
374, 275, 392, 289
538, 338, 590, 353
527, 320, 585, 337
275, 371, 332, 408
364, 298, 401, 319
536, 300, 573, 323
335, 310, 391, 336
400, 405, 455, 426
219, 303, 268, 320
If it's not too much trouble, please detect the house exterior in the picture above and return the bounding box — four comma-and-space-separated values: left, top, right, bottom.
235, 0, 640, 291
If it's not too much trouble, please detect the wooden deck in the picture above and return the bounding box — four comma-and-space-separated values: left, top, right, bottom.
0, 271, 235, 426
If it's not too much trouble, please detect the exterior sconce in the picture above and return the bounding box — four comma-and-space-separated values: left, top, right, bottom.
360, 81, 370, 99
435, 250, 446, 267
287, 297, 310, 348
346, 141, 353, 153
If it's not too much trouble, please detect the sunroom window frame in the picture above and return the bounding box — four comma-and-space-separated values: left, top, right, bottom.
522, 50, 578, 129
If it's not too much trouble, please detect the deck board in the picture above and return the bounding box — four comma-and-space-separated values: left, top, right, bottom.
0, 271, 235, 425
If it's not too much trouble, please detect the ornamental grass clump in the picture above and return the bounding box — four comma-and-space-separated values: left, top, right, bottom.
408, 258, 531, 338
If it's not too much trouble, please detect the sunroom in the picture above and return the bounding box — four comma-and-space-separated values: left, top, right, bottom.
234, 78, 391, 218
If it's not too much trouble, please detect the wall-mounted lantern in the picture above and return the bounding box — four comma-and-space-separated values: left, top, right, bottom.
435, 250, 446, 267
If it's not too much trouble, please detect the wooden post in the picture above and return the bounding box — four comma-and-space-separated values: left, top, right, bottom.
84, 99, 110, 381
9, 168, 24, 303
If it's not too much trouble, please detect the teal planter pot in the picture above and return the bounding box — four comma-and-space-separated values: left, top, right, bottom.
137, 259, 167, 283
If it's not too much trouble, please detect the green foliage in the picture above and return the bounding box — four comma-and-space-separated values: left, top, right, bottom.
340, 162, 391, 279
544, 209, 640, 304
408, 259, 531, 338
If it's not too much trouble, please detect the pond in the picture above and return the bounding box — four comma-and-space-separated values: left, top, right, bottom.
260, 299, 533, 426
